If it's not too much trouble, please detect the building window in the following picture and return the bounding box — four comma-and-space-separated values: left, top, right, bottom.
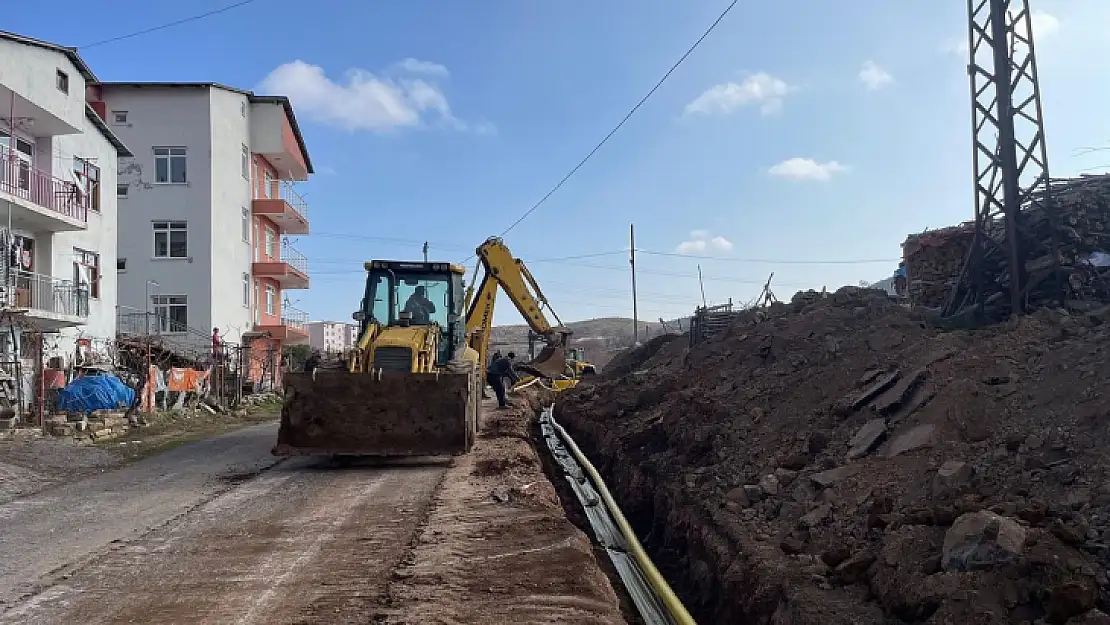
151, 295, 187, 332
73, 249, 100, 299
240, 101, 246, 117
112, 111, 128, 125
56, 70, 69, 94
254, 279, 261, 325
152, 221, 188, 258
263, 171, 273, 199
241, 145, 249, 180
241, 207, 250, 242
264, 228, 276, 258
265, 284, 276, 316
153, 147, 187, 184
117, 184, 129, 198
242, 273, 250, 307
73, 157, 101, 212
117, 258, 127, 272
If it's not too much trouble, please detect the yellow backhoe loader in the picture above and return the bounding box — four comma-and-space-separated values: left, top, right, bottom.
273, 237, 574, 460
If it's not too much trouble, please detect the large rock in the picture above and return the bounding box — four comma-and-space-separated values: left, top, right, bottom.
847, 418, 887, 459
942, 510, 1027, 572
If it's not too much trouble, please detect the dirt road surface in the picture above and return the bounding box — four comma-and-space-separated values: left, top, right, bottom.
0, 396, 624, 625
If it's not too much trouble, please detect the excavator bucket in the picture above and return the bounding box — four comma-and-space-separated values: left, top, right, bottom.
273, 369, 480, 458
520, 344, 568, 379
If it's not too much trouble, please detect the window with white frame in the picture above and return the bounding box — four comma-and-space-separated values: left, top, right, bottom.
151, 294, 187, 332
55, 69, 69, 94
73, 248, 100, 299
265, 284, 276, 316
152, 221, 188, 258
112, 111, 128, 125
73, 157, 101, 212
241, 145, 249, 180
153, 147, 187, 184
241, 207, 249, 242
117, 184, 129, 198
264, 228, 276, 259
242, 273, 250, 307
263, 171, 273, 199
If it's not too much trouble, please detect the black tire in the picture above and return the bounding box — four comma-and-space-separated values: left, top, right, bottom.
330, 454, 355, 468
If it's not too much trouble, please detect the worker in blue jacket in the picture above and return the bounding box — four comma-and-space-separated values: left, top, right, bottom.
486, 352, 519, 409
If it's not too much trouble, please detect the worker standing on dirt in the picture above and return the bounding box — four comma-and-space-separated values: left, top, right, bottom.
303, 350, 320, 374
486, 352, 518, 409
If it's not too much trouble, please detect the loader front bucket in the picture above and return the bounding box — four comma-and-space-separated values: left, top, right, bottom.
520, 344, 568, 379
273, 369, 479, 458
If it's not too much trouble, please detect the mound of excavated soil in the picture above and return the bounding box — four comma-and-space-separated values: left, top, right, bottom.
559, 287, 1110, 624
600, 333, 684, 379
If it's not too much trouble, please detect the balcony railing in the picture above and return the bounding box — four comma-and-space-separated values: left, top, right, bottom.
281, 305, 309, 331
277, 182, 309, 223
280, 241, 308, 274
5, 270, 89, 317
0, 151, 87, 222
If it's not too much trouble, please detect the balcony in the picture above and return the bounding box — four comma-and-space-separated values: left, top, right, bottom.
3, 270, 89, 329
254, 305, 310, 344
253, 241, 309, 289
252, 182, 308, 235
0, 151, 88, 231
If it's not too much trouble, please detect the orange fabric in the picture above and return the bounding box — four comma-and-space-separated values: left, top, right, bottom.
167, 368, 199, 392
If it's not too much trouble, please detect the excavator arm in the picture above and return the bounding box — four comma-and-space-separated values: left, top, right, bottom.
464, 237, 571, 379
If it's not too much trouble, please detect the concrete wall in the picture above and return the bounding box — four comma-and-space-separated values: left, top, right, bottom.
53, 118, 119, 342
99, 86, 214, 333
207, 87, 254, 342
0, 39, 88, 132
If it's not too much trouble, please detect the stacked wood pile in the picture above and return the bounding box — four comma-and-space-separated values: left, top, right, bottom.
903, 225, 975, 308
902, 174, 1110, 311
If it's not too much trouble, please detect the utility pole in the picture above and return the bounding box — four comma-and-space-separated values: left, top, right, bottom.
697, 264, 707, 307
629, 223, 639, 345
949, 0, 1054, 318
422, 242, 429, 263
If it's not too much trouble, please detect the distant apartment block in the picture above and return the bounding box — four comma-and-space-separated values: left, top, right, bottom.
0, 32, 130, 368
306, 320, 358, 354
91, 82, 314, 388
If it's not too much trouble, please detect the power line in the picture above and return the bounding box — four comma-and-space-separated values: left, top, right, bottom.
78, 0, 260, 49
469, 0, 740, 255
636, 250, 900, 265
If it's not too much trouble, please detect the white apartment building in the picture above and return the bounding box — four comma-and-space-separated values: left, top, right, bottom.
306, 320, 357, 354
94, 83, 314, 386
0, 33, 128, 365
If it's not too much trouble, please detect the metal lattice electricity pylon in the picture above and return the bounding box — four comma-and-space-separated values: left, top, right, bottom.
946, 0, 1055, 318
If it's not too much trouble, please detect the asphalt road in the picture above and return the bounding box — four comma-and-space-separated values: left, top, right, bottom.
0, 423, 447, 624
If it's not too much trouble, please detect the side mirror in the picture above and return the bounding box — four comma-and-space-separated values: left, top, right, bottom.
352, 311, 365, 321
447, 313, 460, 323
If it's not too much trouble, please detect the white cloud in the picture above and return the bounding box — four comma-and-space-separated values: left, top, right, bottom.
858, 61, 893, 91
767, 158, 849, 182
941, 10, 1059, 56
1031, 10, 1060, 39
391, 58, 449, 77
683, 72, 794, 117
257, 59, 491, 134
676, 230, 733, 254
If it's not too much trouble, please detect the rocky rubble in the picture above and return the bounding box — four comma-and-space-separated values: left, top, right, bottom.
558, 286, 1110, 624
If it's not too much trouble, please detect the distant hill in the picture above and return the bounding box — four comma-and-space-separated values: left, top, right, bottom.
489, 316, 689, 370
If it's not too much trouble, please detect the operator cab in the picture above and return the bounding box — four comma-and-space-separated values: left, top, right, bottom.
354, 261, 466, 366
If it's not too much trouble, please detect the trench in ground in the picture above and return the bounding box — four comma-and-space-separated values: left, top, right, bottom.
545, 404, 750, 625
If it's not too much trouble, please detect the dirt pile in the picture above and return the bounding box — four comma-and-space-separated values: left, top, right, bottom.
559, 286, 1110, 624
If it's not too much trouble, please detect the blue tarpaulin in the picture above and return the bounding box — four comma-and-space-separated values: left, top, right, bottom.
57, 375, 135, 413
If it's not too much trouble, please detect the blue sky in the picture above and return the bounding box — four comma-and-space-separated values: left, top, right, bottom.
12, 0, 1110, 326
